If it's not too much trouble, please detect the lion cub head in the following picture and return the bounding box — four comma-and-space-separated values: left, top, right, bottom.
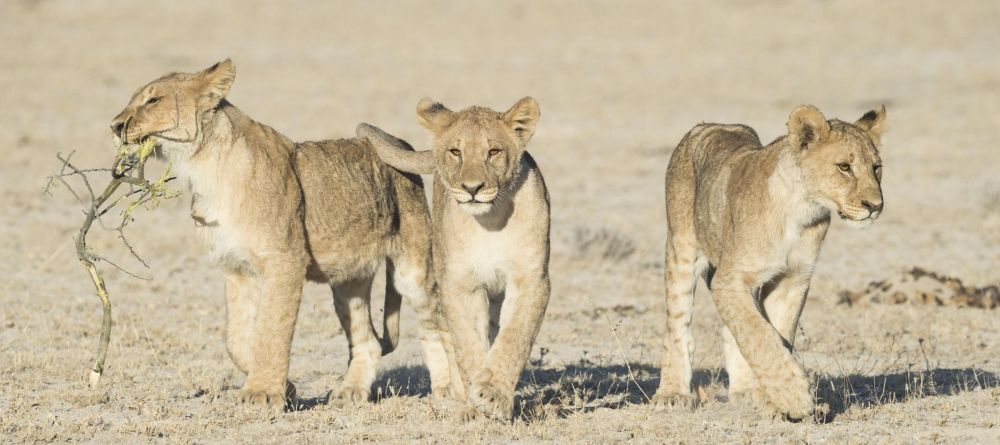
786, 105, 887, 228
110, 59, 235, 159
416, 97, 540, 215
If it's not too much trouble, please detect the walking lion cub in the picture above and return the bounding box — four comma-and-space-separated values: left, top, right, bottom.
109, 60, 455, 409
653, 105, 886, 420
357, 97, 550, 421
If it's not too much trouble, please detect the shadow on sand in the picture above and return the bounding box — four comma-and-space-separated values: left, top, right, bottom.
370, 362, 694, 421
814, 367, 999, 421
364, 362, 999, 423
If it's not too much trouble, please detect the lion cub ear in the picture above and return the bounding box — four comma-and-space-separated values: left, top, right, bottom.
416, 98, 457, 134
854, 105, 887, 147
787, 105, 830, 150
503, 96, 541, 145
196, 59, 236, 110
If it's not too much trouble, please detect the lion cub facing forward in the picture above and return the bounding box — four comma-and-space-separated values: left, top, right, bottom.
653, 105, 886, 420
358, 97, 550, 421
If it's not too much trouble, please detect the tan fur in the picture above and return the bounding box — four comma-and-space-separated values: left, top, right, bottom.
110, 60, 456, 410
357, 97, 551, 421
652, 105, 886, 420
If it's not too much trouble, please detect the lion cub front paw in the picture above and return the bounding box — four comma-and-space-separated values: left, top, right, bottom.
459, 405, 482, 422
727, 388, 759, 408
331, 385, 371, 406
762, 381, 814, 421
469, 380, 513, 422
431, 384, 456, 401
651, 391, 697, 411
238, 381, 294, 411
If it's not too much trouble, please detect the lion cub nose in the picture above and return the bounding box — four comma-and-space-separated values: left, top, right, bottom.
461, 181, 485, 196
862, 200, 883, 213
111, 121, 126, 136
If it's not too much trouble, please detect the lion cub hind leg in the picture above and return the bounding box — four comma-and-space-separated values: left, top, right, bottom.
389, 255, 459, 400
712, 270, 814, 420
331, 277, 382, 405
652, 244, 704, 410
653, 155, 704, 410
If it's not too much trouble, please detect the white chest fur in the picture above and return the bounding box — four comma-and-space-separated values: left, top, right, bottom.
459, 223, 515, 293
440, 166, 548, 294
180, 158, 253, 274
766, 152, 828, 269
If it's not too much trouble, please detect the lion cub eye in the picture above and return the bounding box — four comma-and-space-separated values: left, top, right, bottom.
836, 163, 852, 174
145, 96, 161, 106
873, 164, 882, 174
448, 148, 462, 158
487, 148, 502, 158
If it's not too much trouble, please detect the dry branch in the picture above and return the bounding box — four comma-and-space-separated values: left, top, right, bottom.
44, 138, 179, 387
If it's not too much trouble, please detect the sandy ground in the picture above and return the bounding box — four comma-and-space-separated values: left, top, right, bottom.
1, 0, 999, 443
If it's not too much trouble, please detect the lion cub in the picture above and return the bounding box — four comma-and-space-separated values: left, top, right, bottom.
357, 97, 550, 421
653, 105, 886, 420
110, 60, 455, 409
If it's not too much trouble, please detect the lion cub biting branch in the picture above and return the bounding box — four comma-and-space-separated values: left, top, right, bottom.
653, 105, 886, 420
358, 97, 551, 421
109, 60, 456, 409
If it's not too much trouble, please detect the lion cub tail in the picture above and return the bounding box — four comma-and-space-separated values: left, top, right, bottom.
378, 261, 404, 355
357, 123, 436, 175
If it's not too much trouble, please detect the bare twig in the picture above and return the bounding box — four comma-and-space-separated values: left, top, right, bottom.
598, 311, 652, 403
45, 137, 179, 387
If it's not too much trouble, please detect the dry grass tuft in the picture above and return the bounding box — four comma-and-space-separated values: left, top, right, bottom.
571, 226, 636, 262
983, 184, 1000, 215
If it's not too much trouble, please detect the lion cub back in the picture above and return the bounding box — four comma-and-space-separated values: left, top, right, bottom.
683, 124, 762, 171
293, 138, 428, 281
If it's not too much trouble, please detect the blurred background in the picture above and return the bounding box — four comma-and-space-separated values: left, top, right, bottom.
1, 1, 998, 442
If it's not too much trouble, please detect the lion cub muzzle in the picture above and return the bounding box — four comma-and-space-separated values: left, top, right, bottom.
450, 180, 500, 211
